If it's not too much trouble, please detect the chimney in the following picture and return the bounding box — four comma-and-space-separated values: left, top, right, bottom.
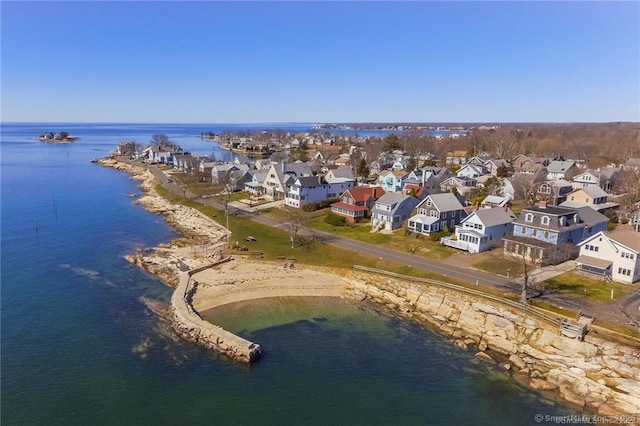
281, 162, 286, 173
538, 200, 547, 209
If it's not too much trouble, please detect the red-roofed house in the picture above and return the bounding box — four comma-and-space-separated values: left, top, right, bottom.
331, 187, 386, 224
403, 184, 428, 200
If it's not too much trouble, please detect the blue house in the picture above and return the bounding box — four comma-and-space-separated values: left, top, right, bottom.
503, 203, 608, 265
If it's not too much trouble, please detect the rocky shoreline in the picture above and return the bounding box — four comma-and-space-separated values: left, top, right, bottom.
343, 273, 640, 418
99, 157, 640, 418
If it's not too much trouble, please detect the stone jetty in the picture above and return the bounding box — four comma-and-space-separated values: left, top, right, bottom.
170, 259, 262, 363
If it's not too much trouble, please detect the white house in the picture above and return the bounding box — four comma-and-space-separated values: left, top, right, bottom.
440, 207, 516, 253
576, 226, 640, 284
284, 176, 356, 208
456, 164, 486, 179
285, 176, 328, 208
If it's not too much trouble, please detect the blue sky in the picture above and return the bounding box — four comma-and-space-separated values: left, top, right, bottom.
2, 1, 638, 123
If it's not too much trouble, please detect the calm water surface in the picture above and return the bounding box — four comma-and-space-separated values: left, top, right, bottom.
1, 123, 580, 425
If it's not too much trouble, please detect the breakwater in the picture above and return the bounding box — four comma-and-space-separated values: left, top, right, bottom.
170, 258, 262, 363
346, 266, 640, 417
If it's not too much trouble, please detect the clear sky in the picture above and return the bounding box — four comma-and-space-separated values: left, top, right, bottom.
2, 1, 638, 123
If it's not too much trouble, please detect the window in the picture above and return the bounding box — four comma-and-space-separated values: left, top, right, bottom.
618, 267, 631, 276
541, 216, 550, 226
525, 213, 534, 223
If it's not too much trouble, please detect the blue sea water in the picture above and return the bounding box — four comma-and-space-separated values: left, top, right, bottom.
1, 123, 580, 425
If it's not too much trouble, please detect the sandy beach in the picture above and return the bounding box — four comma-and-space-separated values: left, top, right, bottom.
190, 259, 349, 312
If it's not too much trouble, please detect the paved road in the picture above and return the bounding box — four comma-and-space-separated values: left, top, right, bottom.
139, 161, 639, 329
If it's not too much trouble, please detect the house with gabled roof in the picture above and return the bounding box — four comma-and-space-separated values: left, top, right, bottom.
325, 166, 355, 181
484, 159, 510, 177
331, 186, 386, 223
546, 160, 577, 181
559, 187, 619, 213
371, 193, 420, 231
211, 163, 250, 185
244, 170, 269, 196
407, 193, 467, 236
441, 207, 517, 253
377, 169, 410, 193
502, 204, 609, 265
535, 179, 573, 206
576, 226, 640, 283
263, 162, 314, 200
456, 164, 486, 179
571, 168, 619, 192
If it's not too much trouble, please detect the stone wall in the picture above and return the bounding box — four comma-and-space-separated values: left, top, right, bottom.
345, 273, 640, 417
170, 263, 262, 363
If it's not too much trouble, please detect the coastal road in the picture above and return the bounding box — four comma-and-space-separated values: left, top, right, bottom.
138, 161, 638, 328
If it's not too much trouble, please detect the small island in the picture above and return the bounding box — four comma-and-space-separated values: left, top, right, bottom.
38, 131, 80, 143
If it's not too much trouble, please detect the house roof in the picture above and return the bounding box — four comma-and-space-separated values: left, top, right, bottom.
330, 202, 368, 212
294, 176, 324, 187
608, 226, 640, 251
328, 166, 355, 179
578, 186, 608, 199
547, 161, 576, 174
376, 192, 412, 206
344, 186, 386, 202
481, 195, 510, 207
421, 192, 465, 211
408, 214, 439, 225
574, 206, 609, 227
575, 255, 612, 270
464, 207, 516, 228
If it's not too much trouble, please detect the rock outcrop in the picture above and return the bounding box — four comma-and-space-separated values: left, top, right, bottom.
345, 274, 640, 417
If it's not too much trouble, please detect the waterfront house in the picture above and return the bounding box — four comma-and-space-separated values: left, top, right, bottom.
575, 226, 640, 284
284, 176, 356, 209
546, 160, 577, 181
407, 193, 467, 236
371, 193, 420, 231
263, 162, 314, 200
285, 176, 328, 208
330, 186, 386, 223
502, 204, 609, 265
441, 207, 516, 253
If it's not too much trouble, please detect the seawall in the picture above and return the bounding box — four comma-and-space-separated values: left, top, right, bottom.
170, 258, 262, 363
345, 267, 640, 417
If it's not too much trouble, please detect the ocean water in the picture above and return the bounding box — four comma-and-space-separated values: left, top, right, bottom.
1, 123, 580, 425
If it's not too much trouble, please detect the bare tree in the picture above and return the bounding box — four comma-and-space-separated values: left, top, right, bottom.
282, 207, 308, 248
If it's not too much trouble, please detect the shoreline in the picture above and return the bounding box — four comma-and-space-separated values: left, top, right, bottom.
98, 157, 640, 418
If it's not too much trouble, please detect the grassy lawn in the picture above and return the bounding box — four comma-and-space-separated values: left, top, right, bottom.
543, 272, 635, 302
302, 209, 457, 259
472, 257, 524, 277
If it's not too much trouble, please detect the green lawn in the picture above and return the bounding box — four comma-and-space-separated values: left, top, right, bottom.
543, 272, 635, 302
304, 210, 456, 259
472, 257, 525, 277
